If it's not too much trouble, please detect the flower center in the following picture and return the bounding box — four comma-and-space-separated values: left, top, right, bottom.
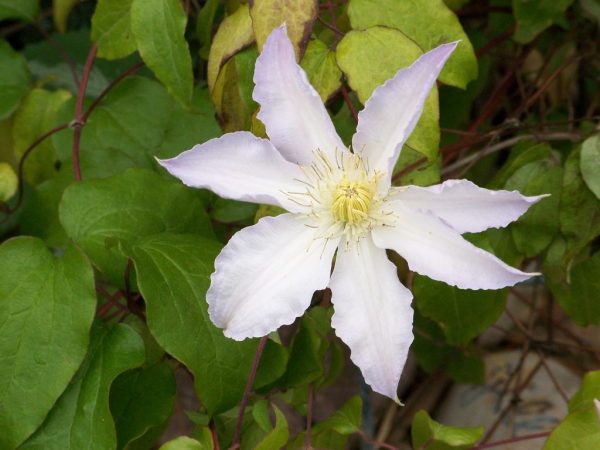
331, 178, 374, 224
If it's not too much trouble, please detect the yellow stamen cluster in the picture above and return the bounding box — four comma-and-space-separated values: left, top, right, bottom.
331, 177, 374, 224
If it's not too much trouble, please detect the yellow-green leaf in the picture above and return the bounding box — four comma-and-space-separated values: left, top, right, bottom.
207, 4, 254, 94
53, 0, 78, 33
250, 0, 318, 59
412, 410, 483, 449
159, 436, 208, 450
12, 88, 71, 185
212, 47, 259, 132
336, 27, 439, 160
581, 134, 600, 199
0, 162, 17, 202
347, 0, 477, 89
300, 38, 341, 101
91, 0, 137, 60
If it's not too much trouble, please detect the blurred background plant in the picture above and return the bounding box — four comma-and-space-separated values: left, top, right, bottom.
0, 0, 599, 449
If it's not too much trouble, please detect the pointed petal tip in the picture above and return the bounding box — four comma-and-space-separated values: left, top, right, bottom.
433, 40, 459, 59
265, 23, 289, 46
529, 193, 551, 203
155, 155, 174, 173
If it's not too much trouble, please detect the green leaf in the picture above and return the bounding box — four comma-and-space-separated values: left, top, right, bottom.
19, 168, 71, 247
12, 88, 71, 184
211, 198, 258, 224
560, 147, 600, 247
158, 86, 223, 158
53, 78, 220, 175
277, 307, 331, 388
414, 274, 506, 346
59, 168, 213, 284
254, 338, 289, 390
125, 233, 258, 415
544, 370, 600, 449
252, 400, 272, 432
446, 352, 485, 385
21, 323, 145, 450
91, 0, 137, 60
580, 134, 600, 199
313, 396, 362, 435
131, 0, 193, 106
22, 29, 112, 97
0, 0, 38, 21
347, 0, 478, 88
488, 141, 554, 189
0, 41, 31, 121
159, 436, 208, 450
552, 252, 600, 326
211, 47, 259, 132
394, 147, 441, 187
0, 162, 17, 201
250, 0, 318, 59
0, 237, 96, 450
543, 407, 600, 450
513, 0, 575, 43
505, 159, 562, 257
412, 313, 485, 384
569, 370, 600, 413
411, 410, 483, 449
196, 0, 220, 60
123, 315, 165, 367
289, 397, 360, 449
110, 362, 176, 450
53, 0, 78, 33
207, 4, 254, 94
300, 38, 342, 101
336, 27, 439, 161
252, 404, 289, 450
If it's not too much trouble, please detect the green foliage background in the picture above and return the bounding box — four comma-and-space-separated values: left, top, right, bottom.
0, 0, 599, 449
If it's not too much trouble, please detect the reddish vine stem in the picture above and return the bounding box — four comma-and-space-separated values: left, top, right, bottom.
513, 55, 580, 118
474, 431, 551, 449
1, 52, 144, 223
0, 122, 69, 224
341, 85, 358, 122
305, 384, 314, 449
475, 25, 516, 58
317, 16, 343, 36
96, 291, 125, 317
72, 43, 98, 182
229, 336, 268, 450
210, 420, 221, 450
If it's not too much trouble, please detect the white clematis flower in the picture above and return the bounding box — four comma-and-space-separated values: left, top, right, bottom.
159, 26, 544, 402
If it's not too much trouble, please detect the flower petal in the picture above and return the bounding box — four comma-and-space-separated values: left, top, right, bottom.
372, 203, 536, 289
253, 25, 346, 165
157, 131, 305, 213
329, 237, 413, 402
208, 213, 338, 340
389, 179, 547, 233
352, 43, 457, 187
